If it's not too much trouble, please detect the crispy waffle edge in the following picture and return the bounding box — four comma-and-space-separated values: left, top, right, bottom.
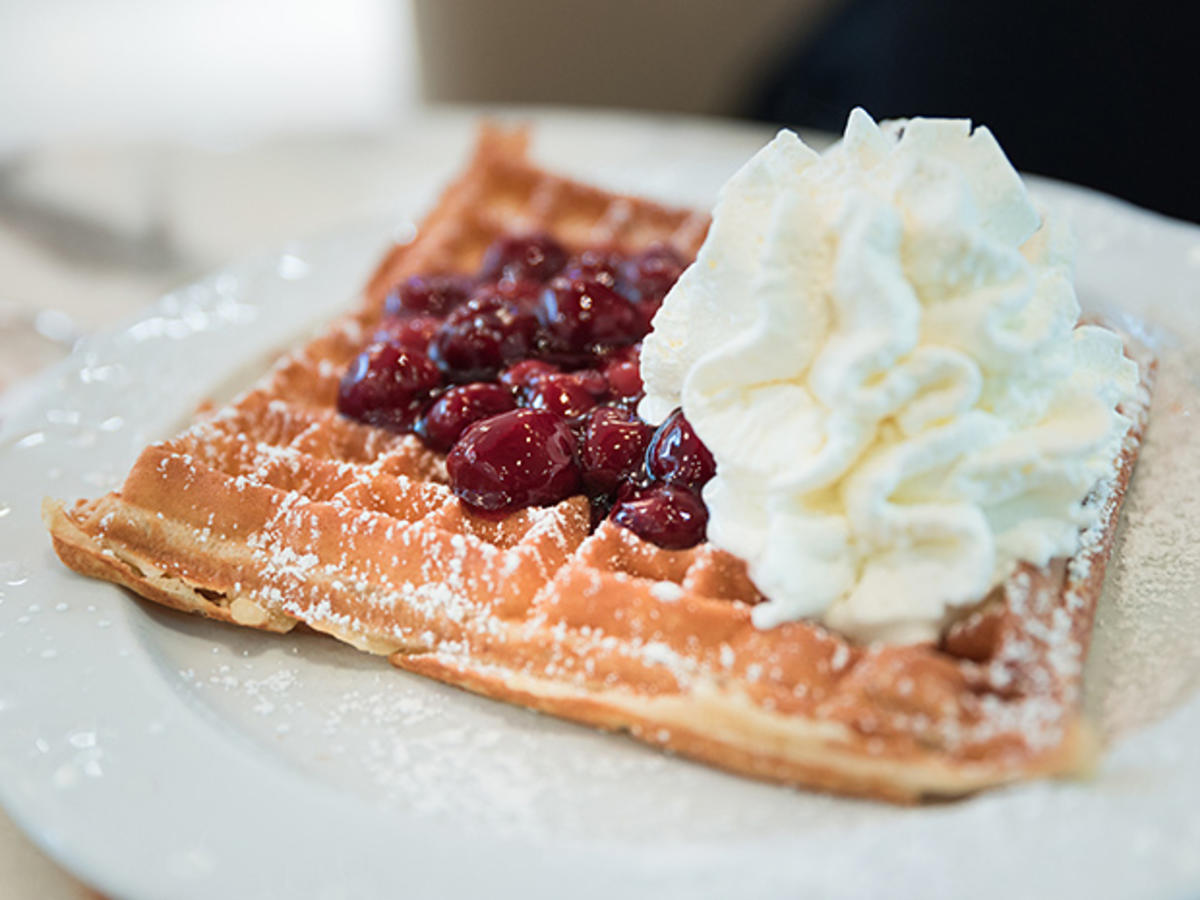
43, 124, 1155, 803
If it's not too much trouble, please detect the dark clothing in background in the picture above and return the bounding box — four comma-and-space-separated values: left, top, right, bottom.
750, 0, 1199, 223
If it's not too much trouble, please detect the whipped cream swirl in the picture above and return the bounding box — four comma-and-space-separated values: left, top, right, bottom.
639, 109, 1140, 643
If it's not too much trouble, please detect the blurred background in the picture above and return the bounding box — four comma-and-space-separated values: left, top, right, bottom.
0, 0, 1195, 892
2, 0, 1193, 428
1, 0, 1196, 387
3, 0, 1194, 211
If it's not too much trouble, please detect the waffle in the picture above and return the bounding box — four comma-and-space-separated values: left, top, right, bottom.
44, 126, 1154, 803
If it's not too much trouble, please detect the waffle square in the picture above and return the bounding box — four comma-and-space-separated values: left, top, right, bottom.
45, 127, 1152, 802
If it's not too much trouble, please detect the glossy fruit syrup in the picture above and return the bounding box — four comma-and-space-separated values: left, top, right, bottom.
337, 232, 713, 550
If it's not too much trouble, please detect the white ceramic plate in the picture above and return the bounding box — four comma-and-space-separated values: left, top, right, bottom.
2, 112, 1199, 900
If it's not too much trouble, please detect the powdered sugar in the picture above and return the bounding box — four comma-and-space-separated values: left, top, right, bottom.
1083, 342, 1200, 739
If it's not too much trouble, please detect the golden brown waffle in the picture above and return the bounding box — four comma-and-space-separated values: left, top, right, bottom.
44, 127, 1153, 802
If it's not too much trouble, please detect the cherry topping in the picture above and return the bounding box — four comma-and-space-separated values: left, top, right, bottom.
337, 343, 443, 431
373, 315, 441, 354
623, 244, 686, 304
479, 233, 568, 283
487, 277, 543, 307
385, 274, 474, 318
418, 382, 516, 452
447, 408, 581, 514
537, 276, 643, 357
499, 359, 560, 391
610, 482, 708, 550
523, 371, 607, 420
338, 238, 707, 551
580, 405, 655, 496
430, 290, 539, 382
632, 300, 661, 337
599, 344, 644, 401
646, 409, 716, 490
562, 248, 623, 288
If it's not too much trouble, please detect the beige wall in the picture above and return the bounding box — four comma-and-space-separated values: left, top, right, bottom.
414, 0, 841, 115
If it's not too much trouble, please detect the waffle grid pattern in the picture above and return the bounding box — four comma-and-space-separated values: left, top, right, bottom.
46, 127, 1152, 801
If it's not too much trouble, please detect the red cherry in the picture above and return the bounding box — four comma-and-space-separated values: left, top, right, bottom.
610, 482, 707, 549
499, 359, 560, 391
430, 290, 539, 382
373, 315, 441, 354
418, 382, 516, 452
565, 368, 608, 396
622, 244, 686, 304
447, 409, 581, 514
599, 344, 644, 401
384, 273, 474, 318
479, 233, 568, 283
522, 371, 607, 420
485, 277, 543, 307
580, 405, 654, 495
537, 276, 644, 356
337, 343, 443, 431
635, 299, 662, 336
562, 247, 623, 288
646, 408, 716, 489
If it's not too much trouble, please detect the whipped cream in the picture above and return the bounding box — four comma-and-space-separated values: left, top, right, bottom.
639, 109, 1140, 643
